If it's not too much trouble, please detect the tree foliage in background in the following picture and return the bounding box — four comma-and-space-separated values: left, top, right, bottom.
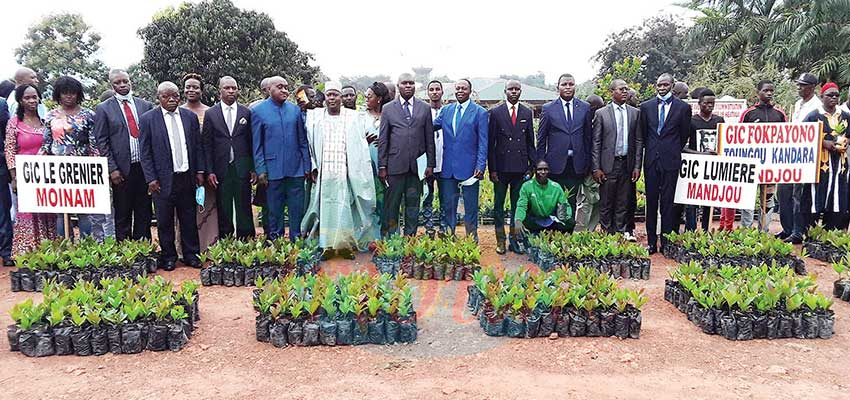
593, 16, 696, 89
498, 72, 553, 90
14, 13, 108, 97
137, 0, 320, 104
686, 0, 850, 87
339, 75, 392, 93
594, 57, 655, 103
688, 62, 796, 112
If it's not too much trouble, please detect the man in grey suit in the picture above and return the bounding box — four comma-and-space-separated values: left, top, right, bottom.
94, 69, 155, 241
592, 79, 643, 235
378, 73, 436, 236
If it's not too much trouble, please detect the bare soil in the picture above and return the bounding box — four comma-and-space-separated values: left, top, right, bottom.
0, 225, 848, 400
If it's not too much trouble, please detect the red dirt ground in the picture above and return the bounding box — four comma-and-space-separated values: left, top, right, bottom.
0, 225, 848, 400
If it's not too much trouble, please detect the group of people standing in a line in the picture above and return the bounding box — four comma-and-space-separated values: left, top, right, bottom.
0, 65, 847, 267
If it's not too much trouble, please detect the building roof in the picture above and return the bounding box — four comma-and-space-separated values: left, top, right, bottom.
416, 78, 558, 103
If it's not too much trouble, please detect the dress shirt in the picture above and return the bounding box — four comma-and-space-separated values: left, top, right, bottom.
115, 93, 142, 162
161, 107, 189, 173
431, 106, 444, 173
613, 102, 629, 156
792, 96, 822, 122
657, 94, 672, 122
453, 99, 470, 132
560, 97, 574, 156
222, 101, 238, 163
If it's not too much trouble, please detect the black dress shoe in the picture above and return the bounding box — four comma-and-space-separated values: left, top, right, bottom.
3, 258, 15, 267
646, 246, 658, 255
187, 258, 202, 268
784, 234, 803, 244
775, 231, 789, 240
161, 260, 177, 271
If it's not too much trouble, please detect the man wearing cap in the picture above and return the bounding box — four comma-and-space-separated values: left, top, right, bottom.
780, 73, 822, 243
302, 82, 377, 258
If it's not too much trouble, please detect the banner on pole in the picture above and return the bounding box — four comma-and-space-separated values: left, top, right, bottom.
717, 122, 822, 184
674, 153, 761, 209
15, 155, 111, 214
687, 98, 748, 122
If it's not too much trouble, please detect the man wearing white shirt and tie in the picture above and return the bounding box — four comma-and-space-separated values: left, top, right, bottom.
203, 76, 256, 240
139, 81, 206, 270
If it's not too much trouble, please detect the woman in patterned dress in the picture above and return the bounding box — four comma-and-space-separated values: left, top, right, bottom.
180, 73, 219, 252
5, 84, 57, 256
364, 82, 391, 234
41, 76, 106, 241
802, 82, 850, 230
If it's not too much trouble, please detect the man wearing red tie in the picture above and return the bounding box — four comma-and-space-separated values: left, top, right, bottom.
94, 69, 155, 241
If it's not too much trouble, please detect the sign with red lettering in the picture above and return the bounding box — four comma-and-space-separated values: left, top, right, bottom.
688, 98, 748, 122
717, 122, 822, 184
15, 155, 110, 214
675, 153, 761, 209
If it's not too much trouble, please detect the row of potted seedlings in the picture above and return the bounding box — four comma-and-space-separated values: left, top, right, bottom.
804, 225, 849, 263
372, 235, 480, 281
526, 231, 651, 279
253, 272, 417, 347
832, 256, 850, 302
8, 277, 200, 357
467, 266, 647, 339
663, 228, 806, 274
200, 236, 322, 286
10, 237, 159, 292
665, 261, 834, 340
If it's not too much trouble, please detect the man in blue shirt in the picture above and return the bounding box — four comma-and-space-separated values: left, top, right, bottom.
252, 76, 312, 240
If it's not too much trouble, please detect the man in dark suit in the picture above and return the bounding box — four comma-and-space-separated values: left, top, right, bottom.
488, 80, 534, 254
139, 81, 205, 270
204, 76, 255, 240
94, 69, 155, 241
0, 98, 11, 265
592, 79, 643, 235
378, 73, 436, 236
252, 76, 312, 240
640, 73, 691, 254
537, 73, 593, 224
433, 78, 488, 240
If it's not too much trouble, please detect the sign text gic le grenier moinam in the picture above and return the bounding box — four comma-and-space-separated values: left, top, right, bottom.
16, 155, 111, 214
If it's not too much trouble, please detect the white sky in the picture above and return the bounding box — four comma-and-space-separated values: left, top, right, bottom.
2, 0, 686, 84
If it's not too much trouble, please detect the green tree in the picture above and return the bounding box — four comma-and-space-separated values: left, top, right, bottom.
687, 62, 796, 112
137, 0, 321, 104
339, 74, 392, 93
594, 57, 655, 103
593, 16, 696, 89
14, 13, 108, 97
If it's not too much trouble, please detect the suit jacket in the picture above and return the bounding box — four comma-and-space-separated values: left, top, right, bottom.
94, 96, 154, 176
203, 102, 253, 178
488, 102, 535, 174
639, 96, 691, 172
0, 98, 9, 177
251, 99, 310, 180
378, 97, 436, 175
138, 107, 204, 198
433, 101, 488, 180
536, 97, 593, 176
592, 103, 643, 174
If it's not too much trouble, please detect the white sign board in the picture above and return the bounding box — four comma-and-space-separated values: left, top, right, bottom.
16, 155, 111, 214
718, 122, 822, 184
688, 99, 748, 122
675, 153, 761, 209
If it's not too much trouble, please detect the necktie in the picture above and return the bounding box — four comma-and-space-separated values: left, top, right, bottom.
454, 104, 463, 134
170, 112, 184, 168
403, 101, 412, 119
123, 100, 139, 138
226, 106, 235, 163
565, 101, 572, 126
657, 97, 670, 135
511, 105, 517, 126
